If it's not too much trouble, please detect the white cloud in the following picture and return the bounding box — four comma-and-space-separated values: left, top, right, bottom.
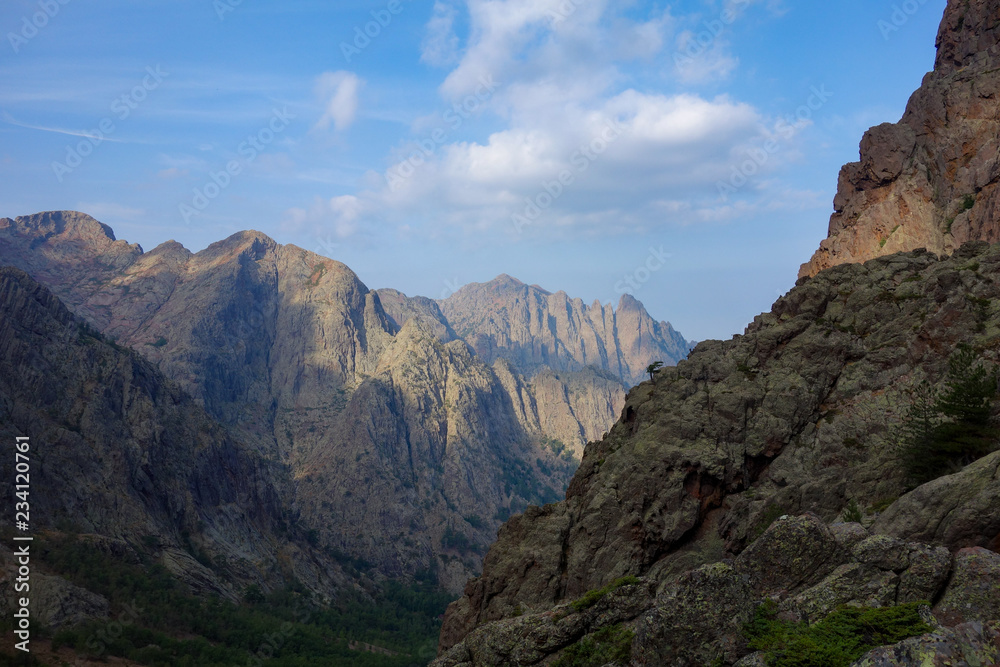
672, 32, 739, 84
437, 0, 660, 105
281, 195, 364, 240
287, 0, 797, 243
365, 89, 777, 238
314, 71, 362, 132
421, 1, 461, 67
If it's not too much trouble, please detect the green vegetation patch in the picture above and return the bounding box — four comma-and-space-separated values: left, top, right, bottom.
569, 576, 640, 613
26, 534, 454, 667
552, 623, 635, 667
744, 600, 933, 667
541, 436, 577, 463
841, 498, 862, 524
900, 345, 999, 485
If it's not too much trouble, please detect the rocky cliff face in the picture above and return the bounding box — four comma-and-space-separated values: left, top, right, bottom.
436, 240, 1000, 662
800, 0, 1000, 278
0, 267, 347, 601
440, 275, 690, 387
0, 211, 686, 590
295, 318, 581, 592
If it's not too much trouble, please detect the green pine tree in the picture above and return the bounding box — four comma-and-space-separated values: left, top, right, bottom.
902, 346, 999, 485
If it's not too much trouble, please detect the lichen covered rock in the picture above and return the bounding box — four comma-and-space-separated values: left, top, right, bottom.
850, 621, 1000, 666
935, 548, 1000, 626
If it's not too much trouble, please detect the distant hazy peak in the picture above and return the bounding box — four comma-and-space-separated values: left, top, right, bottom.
616, 292, 643, 311
491, 273, 524, 286
439, 272, 690, 386
446, 273, 559, 299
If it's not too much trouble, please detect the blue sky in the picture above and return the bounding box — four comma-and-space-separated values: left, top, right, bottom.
0, 0, 947, 341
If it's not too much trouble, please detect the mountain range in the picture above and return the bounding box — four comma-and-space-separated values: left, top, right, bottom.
3, 0, 1000, 664
0, 210, 690, 595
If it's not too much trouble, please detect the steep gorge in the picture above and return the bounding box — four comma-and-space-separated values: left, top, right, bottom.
0, 212, 690, 590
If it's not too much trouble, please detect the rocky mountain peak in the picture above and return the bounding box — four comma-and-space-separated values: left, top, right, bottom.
3, 209, 118, 243
1, 210, 142, 258
0, 211, 144, 323
800, 0, 1000, 278
440, 276, 690, 386
935, 0, 1000, 72
148, 238, 192, 256
488, 273, 529, 289
616, 292, 641, 310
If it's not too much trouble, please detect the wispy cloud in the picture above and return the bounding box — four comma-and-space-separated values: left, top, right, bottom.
314, 71, 362, 132
282, 194, 364, 240
1, 111, 130, 143
421, 1, 461, 67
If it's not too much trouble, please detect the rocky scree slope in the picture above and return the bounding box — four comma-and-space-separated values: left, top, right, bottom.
0, 211, 686, 590
0, 267, 349, 609
801, 0, 1000, 277
436, 241, 1000, 663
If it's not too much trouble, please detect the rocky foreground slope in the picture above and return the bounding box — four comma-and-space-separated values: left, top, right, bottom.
800, 0, 1000, 277
432, 1, 1000, 662
0, 211, 689, 590
435, 240, 1000, 665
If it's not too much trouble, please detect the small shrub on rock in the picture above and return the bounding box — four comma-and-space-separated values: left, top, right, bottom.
744, 600, 933, 667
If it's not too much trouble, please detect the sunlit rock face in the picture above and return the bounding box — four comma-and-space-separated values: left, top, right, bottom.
800, 0, 1000, 278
